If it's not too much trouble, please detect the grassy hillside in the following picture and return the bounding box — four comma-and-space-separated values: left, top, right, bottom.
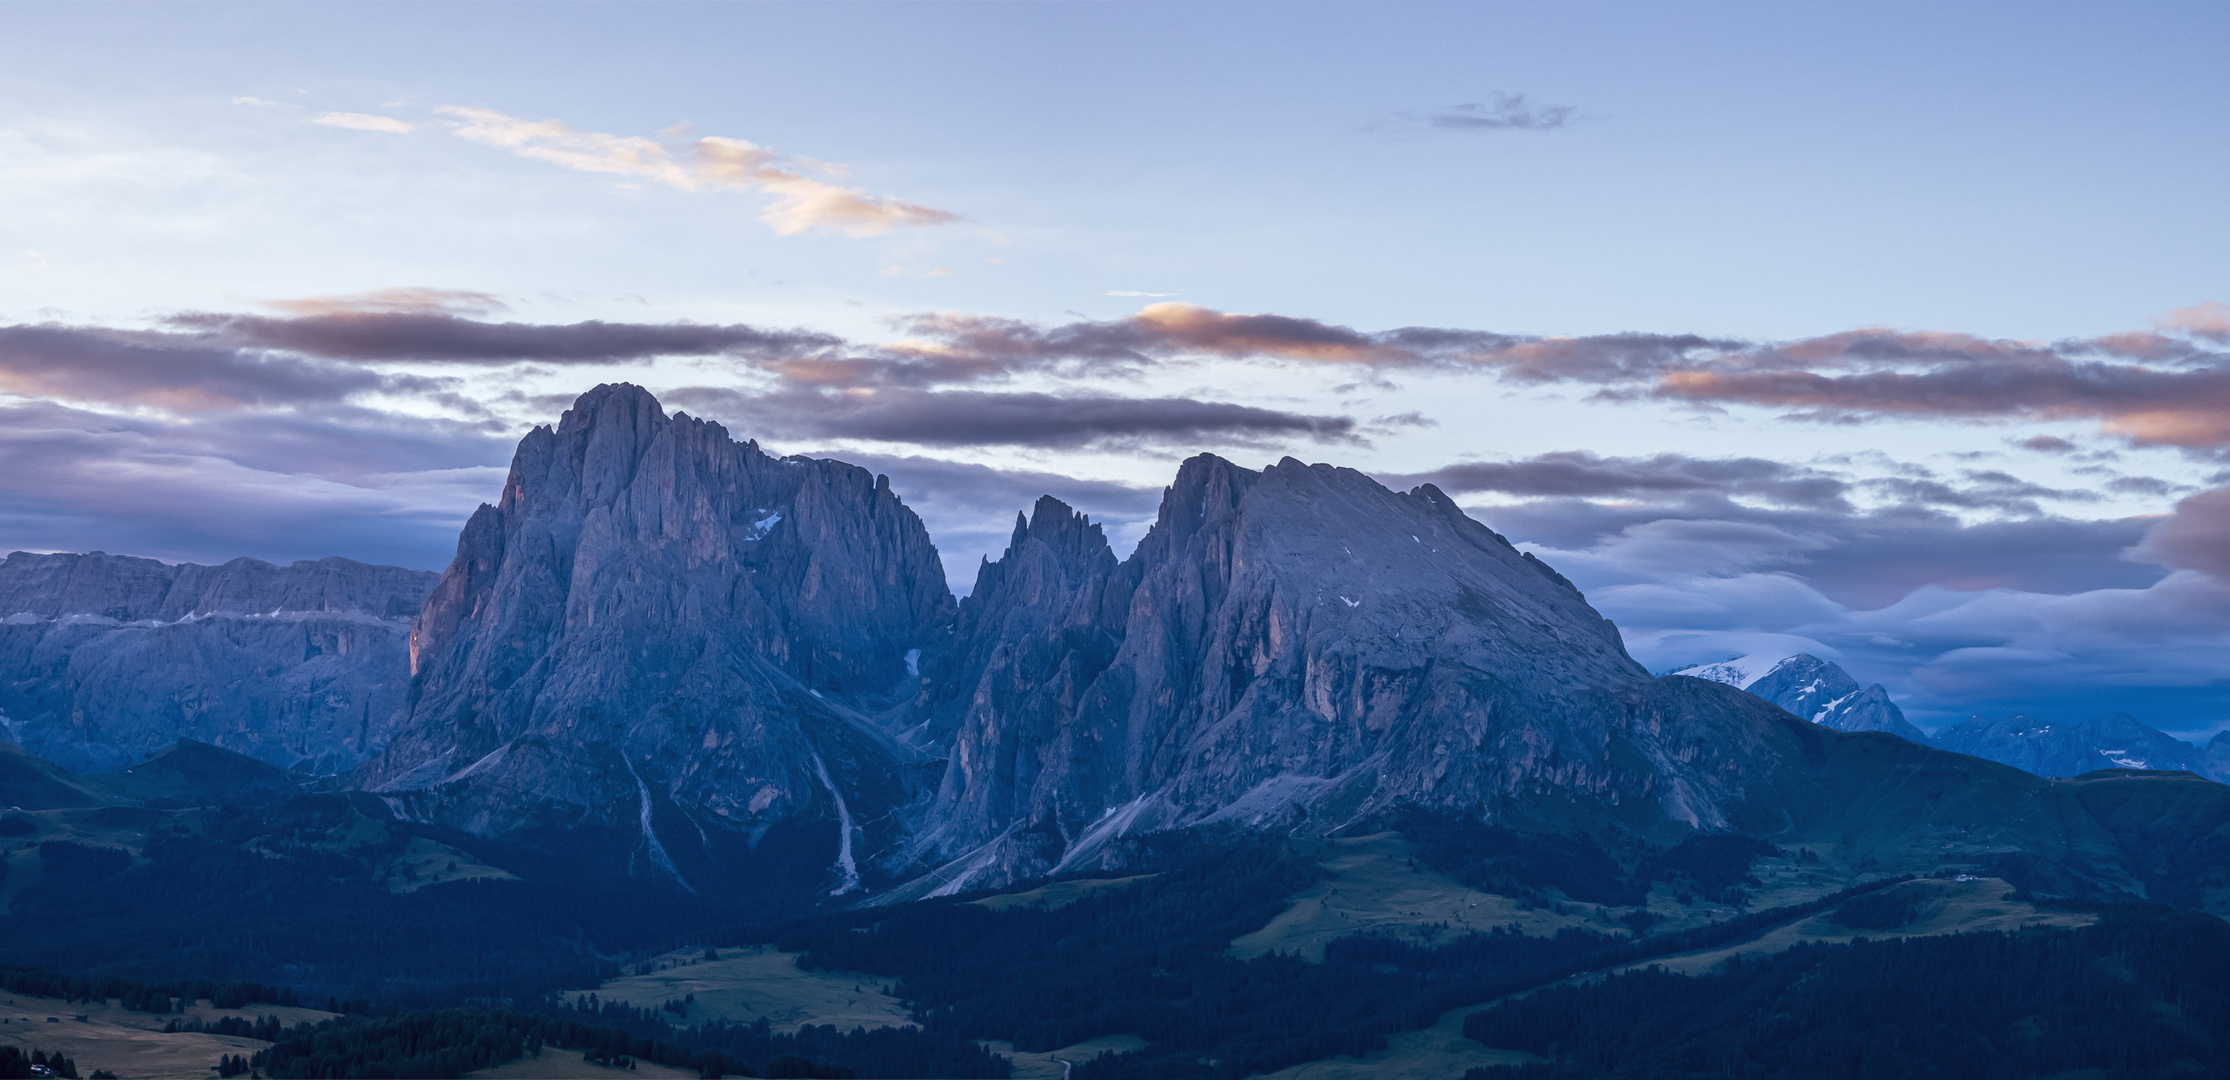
0, 990, 333, 1080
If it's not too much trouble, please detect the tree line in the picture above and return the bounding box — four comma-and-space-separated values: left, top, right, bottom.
0, 965, 296, 1011
0, 1047, 77, 1080
738, 831, 1916, 1080
1461, 905, 2230, 1079
246, 1005, 994, 1079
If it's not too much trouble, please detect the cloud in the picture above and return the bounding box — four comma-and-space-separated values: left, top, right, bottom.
1856, 470, 2099, 516
1650, 358, 2230, 447
7, 306, 1477, 409
264, 287, 509, 317
24, 302, 2230, 464
1478, 489, 2230, 731
312, 111, 419, 135
1384, 321, 2230, 451
1426, 455, 2230, 732
1384, 450, 2125, 524
2156, 301, 2229, 343
1421, 93, 1579, 132
164, 312, 839, 365
1478, 491, 2162, 611
1383, 451, 1854, 511
1612, 568, 2230, 735
2016, 434, 2077, 453
2129, 486, 2230, 583
0, 399, 503, 571
885, 304, 1500, 370
666, 385, 1360, 450
884, 306, 1747, 385
0, 323, 396, 412
432, 105, 958, 237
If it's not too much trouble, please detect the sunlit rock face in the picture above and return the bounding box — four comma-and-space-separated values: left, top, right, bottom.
902, 454, 1823, 894
0, 551, 435, 773
364, 384, 955, 893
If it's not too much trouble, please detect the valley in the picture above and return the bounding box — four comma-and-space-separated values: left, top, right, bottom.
2, 385, 2229, 1078
566, 833, 2118, 1080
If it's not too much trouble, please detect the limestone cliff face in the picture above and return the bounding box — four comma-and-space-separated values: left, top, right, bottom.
0, 552, 436, 773
364, 385, 955, 892
901, 455, 1808, 893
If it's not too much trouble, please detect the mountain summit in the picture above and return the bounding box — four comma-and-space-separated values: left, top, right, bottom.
1676, 653, 1929, 744
901, 455, 1860, 892
363, 384, 954, 895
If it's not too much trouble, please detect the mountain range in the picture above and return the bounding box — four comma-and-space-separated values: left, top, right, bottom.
0, 551, 435, 774
1680, 651, 2230, 785
1932, 712, 2230, 781
6, 384, 2230, 919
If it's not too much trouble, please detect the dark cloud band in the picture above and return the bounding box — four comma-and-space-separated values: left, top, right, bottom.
667, 386, 1358, 450
170, 312, 840, 364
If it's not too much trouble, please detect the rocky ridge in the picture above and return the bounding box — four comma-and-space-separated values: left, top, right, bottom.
0, 551, 436, 773
898, 456, 1866, 895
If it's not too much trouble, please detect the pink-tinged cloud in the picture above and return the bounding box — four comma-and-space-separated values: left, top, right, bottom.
263, 287, 509, 318
1127, 303, 1396, 362
432, 106, 958, 237
312, 111, 419, 135
1654, 360, 2230, 448
24, 301, 2230, 449
2156, 301, 2230, 343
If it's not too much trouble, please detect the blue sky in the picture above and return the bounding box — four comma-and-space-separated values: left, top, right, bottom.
2, 2, 2228, 734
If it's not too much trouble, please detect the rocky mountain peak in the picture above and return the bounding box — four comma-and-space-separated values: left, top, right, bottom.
970, 496, 1121, 617
1679, 652, 1931, 745
895, 453, 1754, 896
366, 385, 955, 895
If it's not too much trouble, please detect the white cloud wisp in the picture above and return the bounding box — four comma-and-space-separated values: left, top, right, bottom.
432, 105, 958, 237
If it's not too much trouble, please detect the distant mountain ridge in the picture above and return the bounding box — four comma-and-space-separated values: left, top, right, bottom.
1680, 652, 2230, 785
1674, 653, 1930, 743
0, 551, 437, 773
1931, 713, 2230, 781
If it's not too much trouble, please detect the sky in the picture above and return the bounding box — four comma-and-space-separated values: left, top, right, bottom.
2, 2, 2228, 735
